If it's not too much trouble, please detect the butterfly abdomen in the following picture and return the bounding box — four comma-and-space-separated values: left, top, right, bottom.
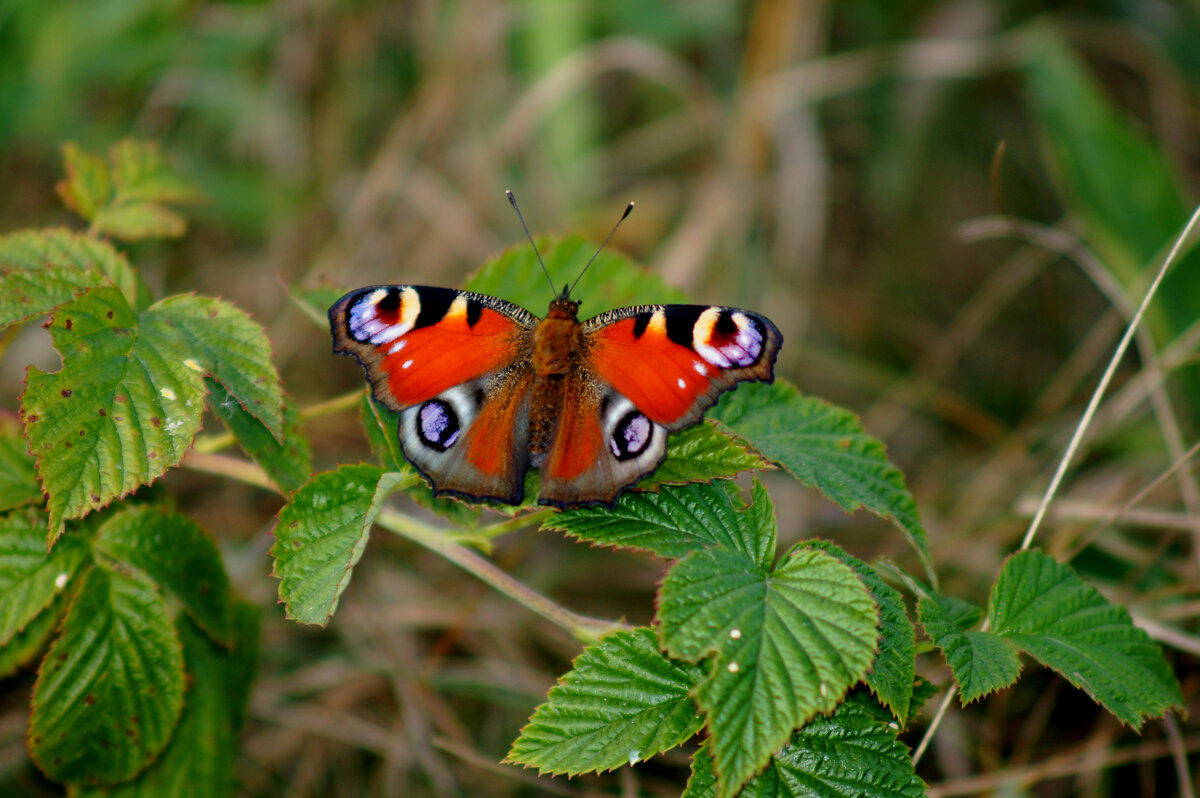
527, 300, 584, 461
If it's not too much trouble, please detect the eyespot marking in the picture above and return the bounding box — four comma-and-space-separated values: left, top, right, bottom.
417, 400, 461, 451
610, 410, 653, 461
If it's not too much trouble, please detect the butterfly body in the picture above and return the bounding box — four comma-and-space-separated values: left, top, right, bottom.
330, 284, 781, 508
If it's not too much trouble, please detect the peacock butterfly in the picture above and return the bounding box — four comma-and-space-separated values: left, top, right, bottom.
329, 196, 782, 507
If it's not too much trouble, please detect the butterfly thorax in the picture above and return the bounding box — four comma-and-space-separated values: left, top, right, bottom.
528, 297, 583, 460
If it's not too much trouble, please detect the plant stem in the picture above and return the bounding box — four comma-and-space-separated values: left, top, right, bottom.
376, 506, 628, 644
179, 450, 626, 644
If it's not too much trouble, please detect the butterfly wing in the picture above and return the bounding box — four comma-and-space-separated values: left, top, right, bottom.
330, 285, 539, 503
537, 303, 782, 506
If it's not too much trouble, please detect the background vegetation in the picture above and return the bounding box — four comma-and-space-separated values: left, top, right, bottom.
1, 0, 1198, 795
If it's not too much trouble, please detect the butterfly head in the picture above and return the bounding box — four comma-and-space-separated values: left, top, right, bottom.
547, 291, 581, 320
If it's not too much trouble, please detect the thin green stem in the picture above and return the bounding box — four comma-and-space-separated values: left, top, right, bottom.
178, 449, 625, 644
376, 506, 628, 644
193, 388, 366, 454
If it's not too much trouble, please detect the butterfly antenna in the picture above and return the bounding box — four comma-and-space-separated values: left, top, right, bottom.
506, 190, 557, 298
570, 201, 634, 297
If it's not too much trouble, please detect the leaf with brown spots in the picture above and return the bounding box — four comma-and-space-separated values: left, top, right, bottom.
21, 286, 206, 540
28, 564, 184, 784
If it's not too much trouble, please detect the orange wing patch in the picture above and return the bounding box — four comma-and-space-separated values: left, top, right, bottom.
380, 306, 521, 406
589, 317, 713, 425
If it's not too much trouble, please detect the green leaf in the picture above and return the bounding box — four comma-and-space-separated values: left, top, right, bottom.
919, 593, 1020, 704
548, 480, 768, 563
989, 550, 1184, 729
271, 464, 409, 626
0, 590, 66, 679
29, 564, 185, 785
109, 139, 205, 206
0, 415, 42, 511
0, 508, 89, 645
712, 381, 934, 583
93, 507, 232, 643
683, 695, 926, 798
0, 228, 151, 318
507, 627, 704, 775
639, 421, 769, 488
211, 379, 311, 492
463, 235, 688, 316
74, 602, 260, 798
21, 286, 206, 539
806, 540, 916, 721
142, 295, 285, 439
92, 203, 187, 241
56, 142, 112, 221
660, 542, 878, 798
360, 391, 405, 472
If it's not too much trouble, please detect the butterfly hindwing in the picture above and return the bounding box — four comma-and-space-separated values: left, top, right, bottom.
583, 303, 782, 428
330, 285, 537, 410
539, 384, 669, 506
398, 368, 533, 504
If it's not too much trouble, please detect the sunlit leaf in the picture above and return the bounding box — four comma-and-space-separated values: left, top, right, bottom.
21, 286, 206, 539
142, 294, 285, 439
271, 464, 408, 626
807, 540, 916, 721
507, 627, 704, 775
989, 550, 1184, 728
660, 537, 878, 798
712, 381, 933, 582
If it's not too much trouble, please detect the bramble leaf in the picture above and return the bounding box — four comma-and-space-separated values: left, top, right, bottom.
548, 480, 766, 563
712, 381, 933, 582
0, 591, 66, 679
92, 203, 186, 240
683, 695, 926, 798
29, 564, 185, 785
85, 140, 204, 242
93, 507, 232, 643
0, 508, 88, 645
639, 421, 769, 488
507, 627, 704, 775
21, 286, 206, 539
807, 540, 916, 721
0, 416, 42, 511
271, 465, 409, 625
919, 592, 1020, 704
74, 602, 260, 798
660, 535, 878, 798
56, 142, 112, 221
143, 295, 284, 439
210, 379, 311, 492
0, 228, 150, 320
989, 550, 1184, 728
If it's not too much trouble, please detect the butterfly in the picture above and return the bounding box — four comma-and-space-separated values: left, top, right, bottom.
329, 199, 782, 508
